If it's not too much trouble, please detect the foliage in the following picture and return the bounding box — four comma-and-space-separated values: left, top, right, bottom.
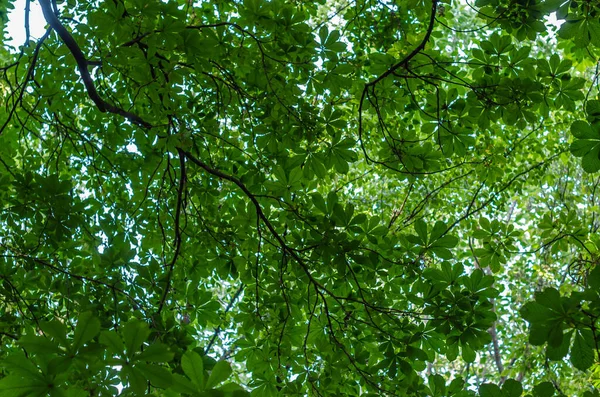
0, 0, 599, 395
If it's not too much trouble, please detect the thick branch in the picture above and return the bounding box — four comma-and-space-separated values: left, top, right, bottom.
38, 0, 152, 128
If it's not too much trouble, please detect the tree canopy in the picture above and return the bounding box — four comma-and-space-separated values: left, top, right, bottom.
0, 0, 599, 395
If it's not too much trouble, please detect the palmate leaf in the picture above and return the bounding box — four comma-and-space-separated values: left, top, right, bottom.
570, 120, 600, 172
558, 18, 600, 47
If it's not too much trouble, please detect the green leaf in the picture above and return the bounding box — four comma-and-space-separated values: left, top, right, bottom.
536, 288, 562, 311
547, 323, 564, 348
124, 365, 147, 395
318, 26, 328, 44
72, 312, 100, 351
171, 373, 199, 394
569, 119, 600, 172
502, 379, 523, 397
136, 363, 173, 389
122, 320, 150, 357
582, 145, 600, 173
571, 330, 595, 370
206, 360, 232, 389
0, 375, 48, 397
39, 321, 69, 347
528, 323, 551, 346
446, 342, 459, 361
1, 353, 43, 379
532, 382, 554, 397
479, 383, 503, 397
461, 344, 476, 363
311, 193, 327, 214
546, 330, 572, 361
588, 100, 600, 121
571, 121, 596, 139
571, 139, 594, 157
414, 219, 428, 244
182, 350, 205, 389
428, 374, 446, 396
18, 334, 63, 355
136, 343, 174, 362
100, 330, 125, 356
589, 266, 600, 289
520, 302, 553, 323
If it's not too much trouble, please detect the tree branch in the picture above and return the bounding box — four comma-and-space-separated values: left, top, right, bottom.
358, 0, 438, 164
156, 148, 187, 315
38, 0, 152, 128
